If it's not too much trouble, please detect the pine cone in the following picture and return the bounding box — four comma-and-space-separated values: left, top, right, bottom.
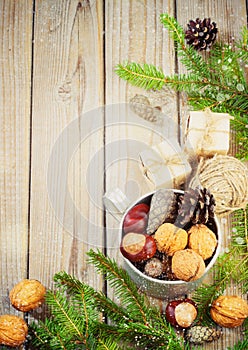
185, 326, 221, 345
146, 189, 177, 235
185, 18, 218, 50
176, 187, 216, 227
130, 94, 161, 122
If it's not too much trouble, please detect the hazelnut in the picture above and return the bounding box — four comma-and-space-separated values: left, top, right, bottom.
188, 224, 217, 260
171, 249, 205, 282
165, 298, 198, 328
10, 279, 46, 312
210, 295, 248, 328
120, 232, 156, 262
0, 314, 28, 347
144, 257, 163, 277
154, 223, 188, 256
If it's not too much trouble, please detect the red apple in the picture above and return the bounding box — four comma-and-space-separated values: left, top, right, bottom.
120, 232, 156, 262
123, 203, 150, 234
165, 298, 198, 328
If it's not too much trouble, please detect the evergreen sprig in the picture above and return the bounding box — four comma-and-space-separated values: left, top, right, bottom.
115, 62, 166, 90
30, 280, 102, 349
115, 14, 248, 159
86, 249, 186, 349
30, 250, 190, 350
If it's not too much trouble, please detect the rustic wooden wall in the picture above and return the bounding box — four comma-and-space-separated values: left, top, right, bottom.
0, 0, 247, 348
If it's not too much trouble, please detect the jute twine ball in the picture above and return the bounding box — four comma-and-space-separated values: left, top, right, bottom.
190, 155, 248, 216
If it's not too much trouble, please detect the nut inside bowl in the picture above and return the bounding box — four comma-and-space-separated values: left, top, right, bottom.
120, 189, 221, 299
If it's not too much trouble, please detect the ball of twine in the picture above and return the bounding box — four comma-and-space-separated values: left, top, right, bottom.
190, 155, 248, 216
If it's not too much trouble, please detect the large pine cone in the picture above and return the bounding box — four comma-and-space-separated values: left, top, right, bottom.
185, 18, 218, 51
176, 187, 216, 227
146, 189, 177, 235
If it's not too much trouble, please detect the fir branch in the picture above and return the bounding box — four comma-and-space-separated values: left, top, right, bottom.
115, 62, 166, 90
96, 318, 187, 350
93, 290, 131, 324
236, 26, 248, 63
45, 290, 87, 342
96, 339, 121, 350
227, 339, 248, 350
87, 250, 191, 349
30, 252, 191, 349
87, 249, 154, 325
160, 14, 210, 79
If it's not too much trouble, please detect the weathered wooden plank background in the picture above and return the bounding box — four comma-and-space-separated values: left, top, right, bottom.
0, 0, 247, 349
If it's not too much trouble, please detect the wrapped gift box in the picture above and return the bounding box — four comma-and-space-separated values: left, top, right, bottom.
184, 109, 233, 157
139, 139, 191, 189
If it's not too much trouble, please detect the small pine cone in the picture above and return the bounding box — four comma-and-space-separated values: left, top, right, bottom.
130, 94, 161, 122
185, 325, 221, 345
176, 187, 215, 226
185, 18, 218, 51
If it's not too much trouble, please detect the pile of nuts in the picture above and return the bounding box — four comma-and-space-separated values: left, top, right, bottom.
120, 189, 218, 282
0, 279, 45, 347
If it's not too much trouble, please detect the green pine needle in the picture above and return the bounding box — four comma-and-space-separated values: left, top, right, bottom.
115, 62, 166, 90
87, 249, 154, 325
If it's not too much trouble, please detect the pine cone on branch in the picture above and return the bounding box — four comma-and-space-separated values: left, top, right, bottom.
185, 18, 218, 51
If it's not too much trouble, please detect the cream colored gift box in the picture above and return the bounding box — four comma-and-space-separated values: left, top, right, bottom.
139, 139, 191, 189
184, 109, 233, 157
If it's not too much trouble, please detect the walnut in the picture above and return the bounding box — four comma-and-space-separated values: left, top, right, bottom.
210, 295, 248, 328
188, 224, 217, 260
10, 279, 46, 312
171, 249, 205, 282
0, 314, 28, 347
154, 223, 188, 256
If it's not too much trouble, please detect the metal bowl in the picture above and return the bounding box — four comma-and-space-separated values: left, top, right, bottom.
120, 189, 221, 299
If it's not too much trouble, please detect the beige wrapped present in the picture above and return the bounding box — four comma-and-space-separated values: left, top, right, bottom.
139, 139, 191, 189
184, 109, 233, 157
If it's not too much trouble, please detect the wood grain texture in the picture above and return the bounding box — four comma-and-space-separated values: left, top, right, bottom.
0, 1, 247, 348
28, 0, 105, 291
104, 0, 178, 311
104, 0, 177, 251
0, 0, 33, 314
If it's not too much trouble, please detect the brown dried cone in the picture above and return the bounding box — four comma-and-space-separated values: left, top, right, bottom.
185, 18, 218, 51
130, 94, 162, 122
210, 295, 248, 328
185, 326, 221, 345
176, 187, 215, 227
147, 189, 177, 234
10, 279, 46, 312
0, 315, 28, 347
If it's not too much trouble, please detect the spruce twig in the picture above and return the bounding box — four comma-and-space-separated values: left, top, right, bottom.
86, 250, 186, 349
30, 251, 189, 349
